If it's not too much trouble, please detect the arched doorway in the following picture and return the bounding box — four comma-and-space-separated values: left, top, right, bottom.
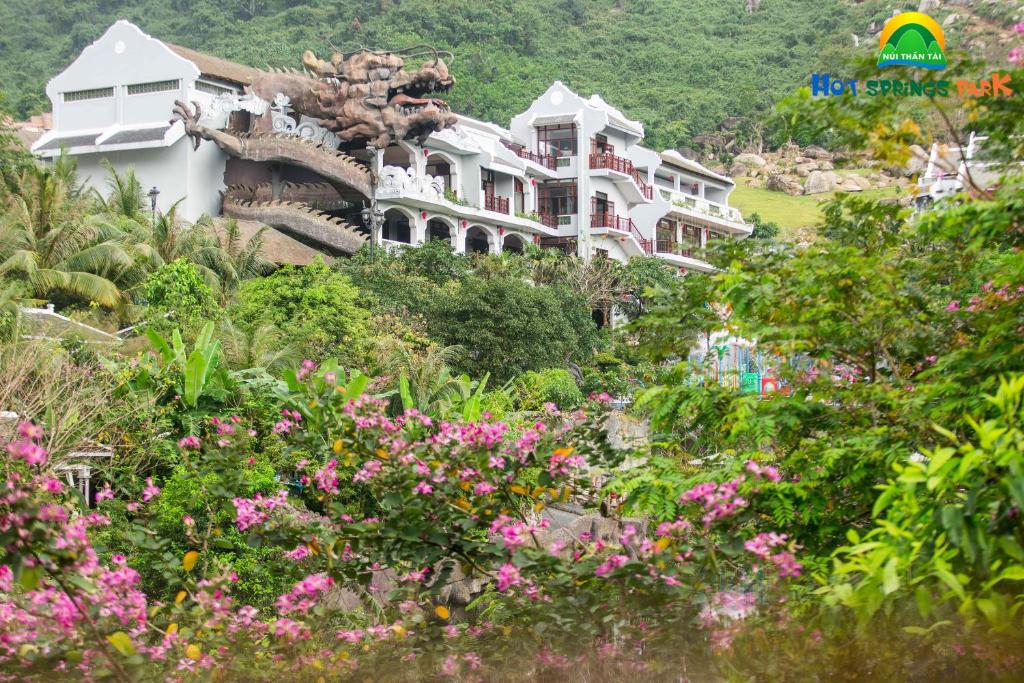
427, 218, 453, 244
383, 145, 414, 170
382, 208, 412, 243
465, 226, 492, 255
502, 233, 526, 254
425, 152, 457, 196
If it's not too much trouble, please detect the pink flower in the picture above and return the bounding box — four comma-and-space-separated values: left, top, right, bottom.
1010, 47, 1024, 65
352, 460, 381, 483
413, 481, 433, 495
43, 478, 63, 493
182, 514, 194, 526
17, 422, 44, 441
496, 563, 521, 591
284, 545, 310, 561
95, 484, 114, 502
178, 435, 201, 449
313, 459, 340, 495
473, 481, 496, 495
595, 554, 629, 577
744, 532, 788, 559
946, 300, 960, 311
1015, 22, 1024, 34
142, 477, 161, 502
7, 440, 47, 466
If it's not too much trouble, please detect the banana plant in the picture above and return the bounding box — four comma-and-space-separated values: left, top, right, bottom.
145, 321, 231, 415
396, 370, 490, 421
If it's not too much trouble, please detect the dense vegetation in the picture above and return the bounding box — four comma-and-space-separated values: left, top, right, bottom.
0, 0, 898, 148
1, 19, 1024, 682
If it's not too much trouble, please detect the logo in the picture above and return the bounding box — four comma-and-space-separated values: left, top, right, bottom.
878, 12, 947, 70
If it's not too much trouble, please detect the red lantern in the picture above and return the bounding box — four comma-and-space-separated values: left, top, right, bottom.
530, 178, 536, 186
423, 148, 430, 157
498, 227, 504, 236
420, 211, 428, 220
461, 220, 468, 229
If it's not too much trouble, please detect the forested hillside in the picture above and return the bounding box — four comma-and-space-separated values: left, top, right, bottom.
0, 0, 890, 148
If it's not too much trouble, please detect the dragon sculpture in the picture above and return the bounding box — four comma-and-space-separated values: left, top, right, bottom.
171, 46, 458, 254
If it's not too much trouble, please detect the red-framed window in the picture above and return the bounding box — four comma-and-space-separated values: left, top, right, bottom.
538, 180, 577, 216
537, 123, 576, 157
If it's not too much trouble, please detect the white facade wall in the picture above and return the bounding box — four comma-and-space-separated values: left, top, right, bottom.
36, 22, 750, 265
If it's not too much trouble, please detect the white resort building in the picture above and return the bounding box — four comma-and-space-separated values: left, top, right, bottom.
32, 20, 751, 272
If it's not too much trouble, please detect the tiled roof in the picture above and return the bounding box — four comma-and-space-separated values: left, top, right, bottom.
165, 43, 260, 86
102, 125, 170, 146
35, 133, 98, 151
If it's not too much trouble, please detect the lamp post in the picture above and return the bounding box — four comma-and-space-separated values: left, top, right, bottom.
147, 186, 160, 224
360, 201, 385, 257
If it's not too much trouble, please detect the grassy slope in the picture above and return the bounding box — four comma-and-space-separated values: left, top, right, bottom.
0, 0, 885, 148
730, 177, 904, 237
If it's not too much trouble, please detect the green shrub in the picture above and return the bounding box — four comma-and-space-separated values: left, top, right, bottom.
230, 257, 367, 361
514, 368, 584, 411
141, 259, 221, 337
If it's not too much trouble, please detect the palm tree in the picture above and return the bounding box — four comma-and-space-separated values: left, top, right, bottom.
0, 155, 137, 308
376, 340, 474, 416
92, 160, 145, 222
527, 248, 624, 309
210, 218, 274, 302
218, 318, 301, 374
147, 202, 226, 289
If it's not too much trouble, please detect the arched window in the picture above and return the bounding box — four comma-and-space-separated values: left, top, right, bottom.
382, 209, 411, 243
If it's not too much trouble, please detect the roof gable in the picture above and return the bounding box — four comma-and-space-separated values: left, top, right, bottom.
47, 20, 199, 98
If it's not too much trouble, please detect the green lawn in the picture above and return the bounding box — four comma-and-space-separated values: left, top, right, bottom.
729, 177, 903, 238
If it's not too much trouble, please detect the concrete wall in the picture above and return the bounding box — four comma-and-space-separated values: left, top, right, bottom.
75, 137, 224, 221
47, 21, 199, 132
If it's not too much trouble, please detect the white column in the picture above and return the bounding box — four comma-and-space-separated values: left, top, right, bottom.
577, 123, 590, 260
412, 212, 427, 245
454, 224, 467, 253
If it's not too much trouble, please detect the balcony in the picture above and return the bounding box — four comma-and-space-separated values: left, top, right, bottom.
588, 153, 654, 201
484, 194, 510, 214
503, 141, 558, 170
591, 212, 652, 254
655, 239, 698, 259
668, 192, 749, 233
538, 212, 559, 229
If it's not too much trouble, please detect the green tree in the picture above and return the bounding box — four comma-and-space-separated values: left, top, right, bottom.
141, 258, 221, 336
0, 156, 148, 308
426, 274, 597, 382
230, 257, 368, 361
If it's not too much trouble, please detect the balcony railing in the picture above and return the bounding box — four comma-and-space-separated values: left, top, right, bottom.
538, 212, 559, 229
670, 194, 745, 224
591, 212, 652, 254
484, 194, 510, 214
503, 141, 558, 170
588, 152, 654, 200
655, 239, 698, 259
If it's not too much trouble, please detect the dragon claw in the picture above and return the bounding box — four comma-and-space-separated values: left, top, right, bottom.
172, 99, 204, 151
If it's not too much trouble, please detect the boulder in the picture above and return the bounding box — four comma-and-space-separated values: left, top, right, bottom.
838, 180, 863, 192
804, 170, 836, 195
734, 152, 767, 168
795, 162, 818, 177
850, 175, 874, 190
942, 13, 959, 27
728, 162, 748, 177
818, 160, 834, 171
803, 145, 834, 161
917, 0, 941, 13
766, 173, 804, 196
794, 156, 813, 164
